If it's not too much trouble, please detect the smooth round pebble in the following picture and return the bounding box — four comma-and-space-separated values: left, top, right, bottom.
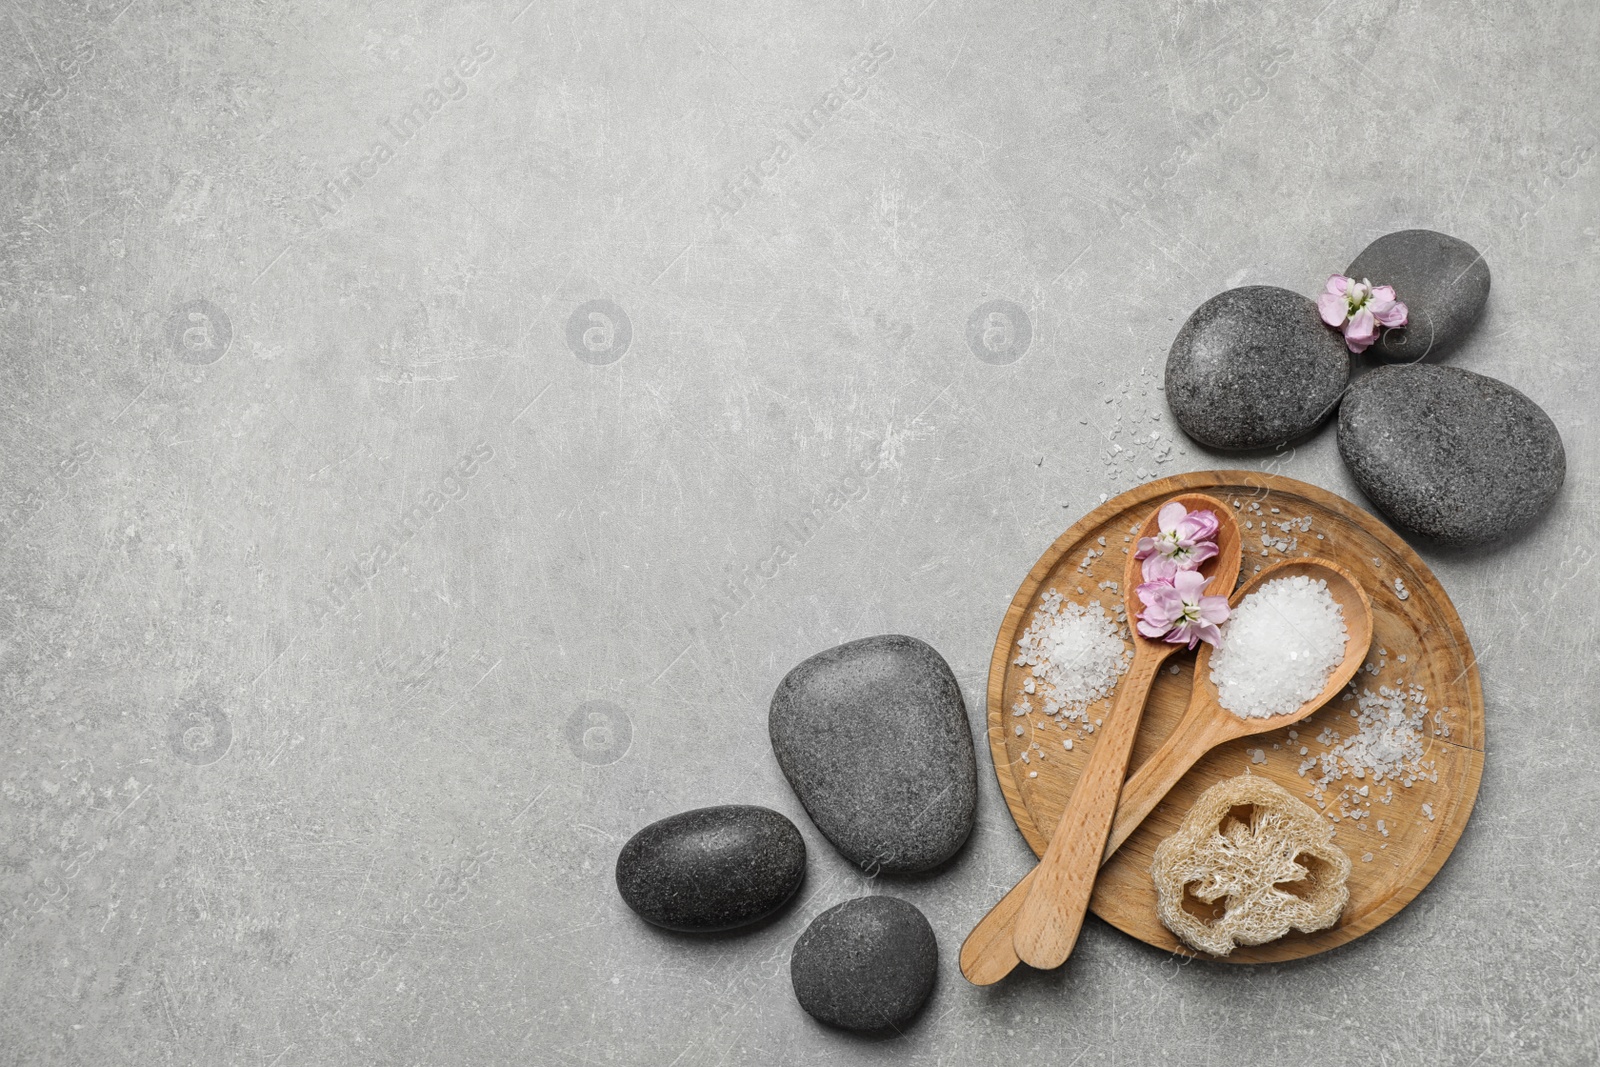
615, 805, 806, 932
769, 635, 976, 874
790, 896, 938, 1032
1345, 229, 1490, 363
1165, 286, 1351, 451
1338, 365, 1565, 546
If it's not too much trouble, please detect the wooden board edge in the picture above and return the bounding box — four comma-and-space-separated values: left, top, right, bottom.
984, 469, 1489, 963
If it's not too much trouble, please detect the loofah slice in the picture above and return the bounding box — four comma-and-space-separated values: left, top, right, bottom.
1151, 774, 1352, 956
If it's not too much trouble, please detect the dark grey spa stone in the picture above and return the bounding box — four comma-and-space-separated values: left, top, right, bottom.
1165, 286, 1351, 451
790, 896, 938, 1032
1345, 229, 1490, 363
615, 805, 806, 932
1338, 365, 1565, 546
769, 635, 975, 874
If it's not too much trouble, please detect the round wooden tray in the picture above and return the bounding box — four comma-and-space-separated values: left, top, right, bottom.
986, 471, 1484, 962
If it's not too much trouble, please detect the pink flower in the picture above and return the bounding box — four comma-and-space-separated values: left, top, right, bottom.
1135, 569, 1231, 649
1135, 501, 1221, 582
1318, 275, 1408, 354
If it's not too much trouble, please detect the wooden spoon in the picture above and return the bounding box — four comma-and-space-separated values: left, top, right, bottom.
1009, 493, 1242, 970
959, 555, 1372, 983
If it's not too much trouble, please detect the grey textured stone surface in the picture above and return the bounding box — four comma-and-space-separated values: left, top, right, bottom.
1346, 229, 1492, 363
615, 805, 806, 932
1165, 286, 1351, 450
1338, 366, 1565, 546
790, 895, 938, 1032
770, 634, 976, 873
2, 0, 1597, 1063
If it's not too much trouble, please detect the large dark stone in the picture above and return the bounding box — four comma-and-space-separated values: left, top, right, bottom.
1338, 365, 1565, 546
1345, 229, 1490, 363
790, 896, 938, 1032
1165, 286, 1351, 451
615, 805, 806, 932
769, 635, 975, 874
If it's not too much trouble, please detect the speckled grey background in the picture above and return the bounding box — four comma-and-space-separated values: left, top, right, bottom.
2, 0, 1595, 1064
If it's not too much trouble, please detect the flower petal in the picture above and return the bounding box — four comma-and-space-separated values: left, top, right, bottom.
1197, 595, 1231, 625
1180, 509, 1220, 542
1157, 501, 1188, 536
1344, 308, 1378, 344
1375, 300, 1408, 328
1324, 274, 1351, 296
1372, 285, 1396, 302
1141, 554, 1180, 582
1173, 568, 1210, 597
1138, 617, 1173, 639
1317, 292, 1348, 327
1137, 578, 1176, 607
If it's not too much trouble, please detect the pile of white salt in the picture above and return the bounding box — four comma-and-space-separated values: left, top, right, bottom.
1013, 591, 1130, 723
1209, 575, 1347, 719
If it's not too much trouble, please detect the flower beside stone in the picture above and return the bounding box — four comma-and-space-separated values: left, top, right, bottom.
1318, 275, 1408, 354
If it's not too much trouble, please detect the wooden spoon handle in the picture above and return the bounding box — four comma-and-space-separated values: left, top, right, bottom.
958, 870, 1034, 985
1103, 701, 1230, 859
959, 705, 1223, 984
1010, 649, 1164, 969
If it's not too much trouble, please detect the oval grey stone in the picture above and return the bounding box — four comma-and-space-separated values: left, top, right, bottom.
1165, 286, 1350, 451
790, 896, 938, 1032
1338, 365, 1565, 546
769, 635, 975, 874
1345, 229, 1490, 364
615, 805, 806, 932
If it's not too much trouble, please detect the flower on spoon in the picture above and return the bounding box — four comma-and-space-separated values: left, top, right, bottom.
1318, 275, 1408, 354
1135, 501, 1221, 582
1136, 569, 1230, 650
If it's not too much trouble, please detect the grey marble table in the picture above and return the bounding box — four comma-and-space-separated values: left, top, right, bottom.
2, 0, 1595, 1063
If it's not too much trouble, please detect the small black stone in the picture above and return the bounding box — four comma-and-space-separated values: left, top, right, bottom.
790, 896, 938, 1033
615, 805, 806, 933
769, 635, 976, 874
1165, 286, 1351, 451
1338, 365, 1565, 546
1345, 229, 1490, 363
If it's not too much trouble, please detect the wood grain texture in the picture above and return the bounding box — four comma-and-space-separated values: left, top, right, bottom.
982, 471, 1485, 963
962, 554, 1370, 983
1010, 492, 1240, 969
1107, 556, 1375, 843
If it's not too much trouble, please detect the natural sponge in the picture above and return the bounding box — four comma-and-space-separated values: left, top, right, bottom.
1151, 774, 1351, 956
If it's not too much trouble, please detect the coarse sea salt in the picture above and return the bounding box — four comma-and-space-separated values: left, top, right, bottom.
1013, 591, 1130, 727
1209, 575, 1348, 719
1300, 680, 1438, 815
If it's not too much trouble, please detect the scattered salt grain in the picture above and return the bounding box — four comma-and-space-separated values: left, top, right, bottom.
1305, 681, 1437, 814
1013, 592, 1131, 728
1209, 575, 1348, 719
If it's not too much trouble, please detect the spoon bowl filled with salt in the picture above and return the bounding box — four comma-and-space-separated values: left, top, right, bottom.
1103, 556, 1374, 855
